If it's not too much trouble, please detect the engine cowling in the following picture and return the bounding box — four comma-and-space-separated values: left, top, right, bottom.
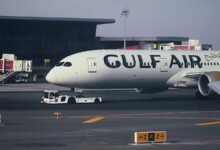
135, 87, 168, 94
198, 72, 220, 97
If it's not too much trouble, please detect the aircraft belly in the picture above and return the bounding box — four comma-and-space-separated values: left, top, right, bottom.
78, 69, 170, 89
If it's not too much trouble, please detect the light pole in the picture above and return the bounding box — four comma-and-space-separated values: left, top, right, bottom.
121, 6, 130, 49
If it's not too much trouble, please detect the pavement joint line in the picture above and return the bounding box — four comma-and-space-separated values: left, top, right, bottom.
195, 121, 220, 126
83, 116, 104, 124
4, 116, 220, 121
106, 116, 220, 120
106, 111, 220, 117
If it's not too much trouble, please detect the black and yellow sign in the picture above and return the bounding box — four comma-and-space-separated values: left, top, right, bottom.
155, 131, 167, 142
134, 131, 167, 143
135, 132, 148, 143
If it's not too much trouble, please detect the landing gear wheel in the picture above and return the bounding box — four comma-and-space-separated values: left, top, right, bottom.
68, 97, 76, 104
94, 98, 100, 104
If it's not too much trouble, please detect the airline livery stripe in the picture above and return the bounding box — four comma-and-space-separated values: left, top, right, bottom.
213, 72, 220, 80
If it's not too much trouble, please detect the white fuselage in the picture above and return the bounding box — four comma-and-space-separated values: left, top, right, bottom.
46, 50, 220, 89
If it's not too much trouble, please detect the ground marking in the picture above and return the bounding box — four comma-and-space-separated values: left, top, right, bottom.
83, 116, 104, 124
196, 121, 220, 126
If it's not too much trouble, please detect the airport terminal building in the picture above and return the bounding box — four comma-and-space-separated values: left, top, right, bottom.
0, 16, 115, 66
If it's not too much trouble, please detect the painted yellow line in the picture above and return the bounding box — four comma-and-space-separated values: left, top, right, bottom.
196, 121, 220, 126
83, 116, 104, 124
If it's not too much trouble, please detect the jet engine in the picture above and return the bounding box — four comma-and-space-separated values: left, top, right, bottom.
198, 72, 220, 97
135, 87, 168, 94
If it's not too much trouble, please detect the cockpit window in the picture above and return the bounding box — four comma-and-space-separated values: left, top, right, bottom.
63, 62, 72, 67
56, 62, 65, 66
55, 61, 72, 67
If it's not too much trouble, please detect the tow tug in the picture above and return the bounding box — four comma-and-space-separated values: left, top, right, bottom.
41, 90, 102, 104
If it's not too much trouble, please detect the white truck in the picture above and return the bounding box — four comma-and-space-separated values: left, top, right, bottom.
41, 90, 102, 104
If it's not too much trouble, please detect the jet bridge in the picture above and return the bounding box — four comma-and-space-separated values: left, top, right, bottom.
0, 54, 32, 83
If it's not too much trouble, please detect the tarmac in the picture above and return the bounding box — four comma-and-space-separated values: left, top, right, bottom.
0, 84, 220, 150
0, 83, 69, 92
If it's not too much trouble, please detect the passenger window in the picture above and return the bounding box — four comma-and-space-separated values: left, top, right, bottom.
56, 62, 65, 66
63, 62, 72, 67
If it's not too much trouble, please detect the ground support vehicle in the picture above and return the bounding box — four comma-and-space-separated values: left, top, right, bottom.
41, 90, 102, 104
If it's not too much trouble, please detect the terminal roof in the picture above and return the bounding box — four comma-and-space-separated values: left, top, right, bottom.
0, 16, 115, 24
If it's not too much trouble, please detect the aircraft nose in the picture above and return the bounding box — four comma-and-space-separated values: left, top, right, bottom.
46, 70, 57, 83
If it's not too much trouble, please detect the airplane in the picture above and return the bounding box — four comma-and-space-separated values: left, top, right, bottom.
46, 49, 220, 99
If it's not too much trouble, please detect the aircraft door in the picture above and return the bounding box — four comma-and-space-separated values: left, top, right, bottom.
75, 72, 78, 80
160, 58, 168, 72
87, 58, 97, 73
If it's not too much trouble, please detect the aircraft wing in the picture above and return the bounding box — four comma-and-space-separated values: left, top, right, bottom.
184, 71, 220, 96
185, 72, 220, 95
167, 70, 220, 95
167, 70, 203, 87
208, 81, 220, 95
184, 72, 203, 81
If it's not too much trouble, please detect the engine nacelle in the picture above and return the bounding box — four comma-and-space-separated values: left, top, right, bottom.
135, 87, 168, 94
198, 72, 220, 97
